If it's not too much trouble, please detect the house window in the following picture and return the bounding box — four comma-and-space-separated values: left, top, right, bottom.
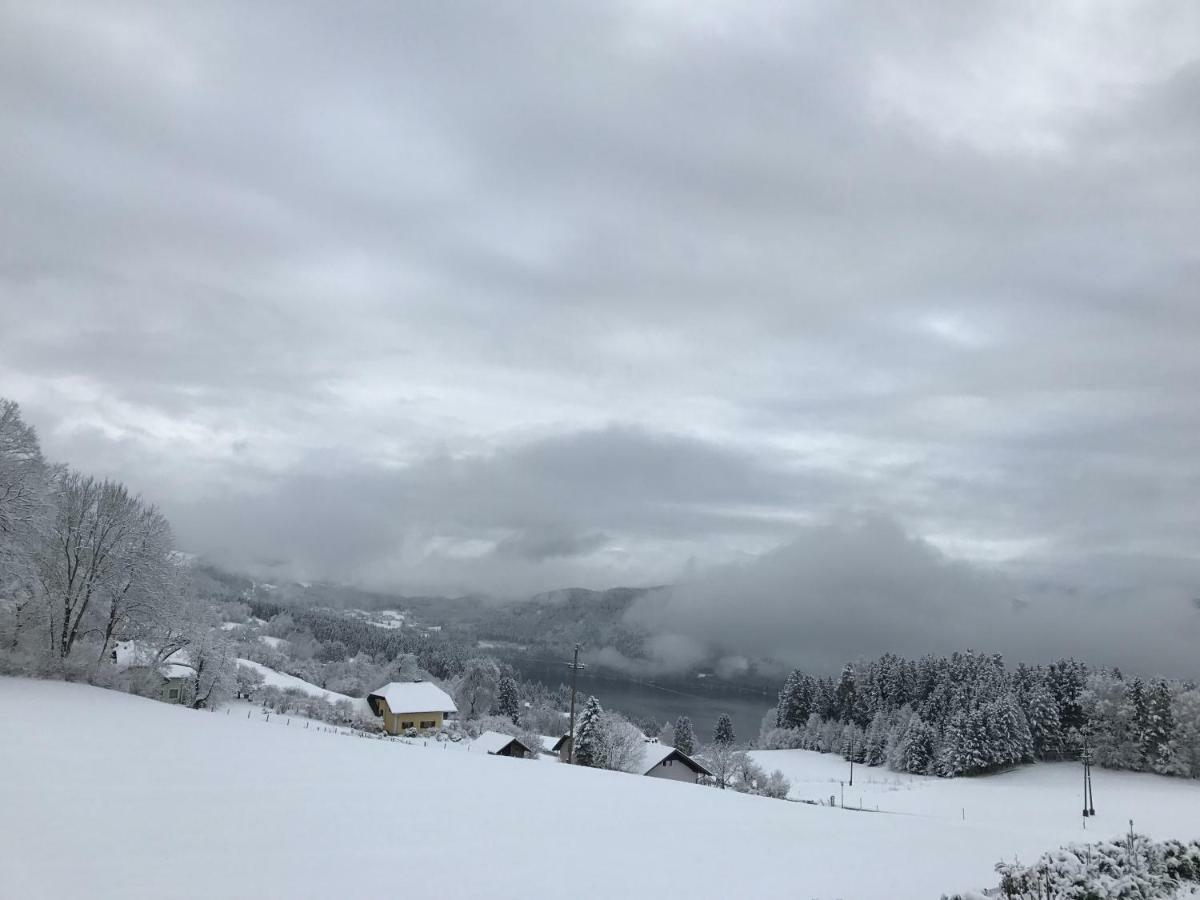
401, 721, 415, 729
168, 689, 179, 699
420, 720, 436, 729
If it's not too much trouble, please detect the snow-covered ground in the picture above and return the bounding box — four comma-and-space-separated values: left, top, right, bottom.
235, 658, 363, 709
749, 748, 1200, 848
2, 679, 1198, 900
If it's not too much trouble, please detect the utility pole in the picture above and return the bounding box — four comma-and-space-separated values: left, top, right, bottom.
1080, 735, 1096, 817
565, 643, 585, 764
849, 756, 854, 787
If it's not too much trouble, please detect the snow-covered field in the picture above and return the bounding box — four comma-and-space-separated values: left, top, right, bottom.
2, 679, 1198, 900
235, 658, 363, 709
748, 747, 1200, 846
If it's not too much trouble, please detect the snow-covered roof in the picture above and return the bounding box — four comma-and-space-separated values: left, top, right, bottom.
471, 731, 530, 756
637, 743, 713, 777
367, 681, 457, 716
161, 663, 194, 680
539, 734, 568, 752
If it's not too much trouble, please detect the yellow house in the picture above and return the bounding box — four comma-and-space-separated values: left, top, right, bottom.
367, 681, 458, 735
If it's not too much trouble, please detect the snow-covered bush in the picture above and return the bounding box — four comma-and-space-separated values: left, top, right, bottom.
757, 769, 791, 799
942, 834, 1200, 900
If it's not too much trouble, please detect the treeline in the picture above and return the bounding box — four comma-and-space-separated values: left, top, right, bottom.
766, 651, 1200, 779
263, 605, 471, 681
0, 399, 230, 705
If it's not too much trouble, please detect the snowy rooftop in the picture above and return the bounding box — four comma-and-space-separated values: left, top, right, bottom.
637, 743, 712, 777
367, 681, 457, 716
471, 731, 529, 755
539, 734, 568, 752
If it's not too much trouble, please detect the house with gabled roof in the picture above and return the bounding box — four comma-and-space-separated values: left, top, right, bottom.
635, 743, 713, 783
367, 681, 457, 734
541, 733, 571, 762
470, 731, 533, 759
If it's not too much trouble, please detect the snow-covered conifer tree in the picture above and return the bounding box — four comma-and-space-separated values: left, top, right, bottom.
573, 695, 605, 768
673, 716, 696, 755
495, 674, 520, 724
713, 713, 735, 747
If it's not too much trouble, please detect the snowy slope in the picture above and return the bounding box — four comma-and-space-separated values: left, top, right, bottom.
1, 679, 1196, 900
749, 748, 1200, 846
235, 659, 363, 709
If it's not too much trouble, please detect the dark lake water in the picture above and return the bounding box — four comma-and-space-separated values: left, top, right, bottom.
508, 656, 775, 744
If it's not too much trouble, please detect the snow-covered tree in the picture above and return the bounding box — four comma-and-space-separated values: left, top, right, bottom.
600, 712, 646, 773
776, 670, 813, 729
33, 471, 179, 665
673, 716, 696, 755
1145, 679, 1176, 774
0, 399, 50, 651
702, 741, 738, 789
835, 662, 861, 725
454, 657, 501, 719
900, 714, 936, 774
183, 619, 235, 709
494, 674, 520, 724
863, 711, 888, 766
573, 695, 605, 768
1023, 680, 1063, 759
713, 713, 735, 747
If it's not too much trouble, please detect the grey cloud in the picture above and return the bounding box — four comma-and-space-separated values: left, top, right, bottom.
626, 517, 1200, 677
1, 2, 1198, 670
162, 425, 839, 595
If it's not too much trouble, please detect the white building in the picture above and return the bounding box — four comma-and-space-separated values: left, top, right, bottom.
635, 744, 712, 783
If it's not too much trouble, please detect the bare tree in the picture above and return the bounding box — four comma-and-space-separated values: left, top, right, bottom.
0, 399, 45, 540
34, 471, 171, 661
184, 621, 235, 709
0, 399, 50, 647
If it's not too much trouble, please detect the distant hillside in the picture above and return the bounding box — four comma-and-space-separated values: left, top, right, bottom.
473, 587, 660, 659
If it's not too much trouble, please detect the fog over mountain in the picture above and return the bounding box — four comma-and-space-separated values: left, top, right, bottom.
3, 3, 1199, 674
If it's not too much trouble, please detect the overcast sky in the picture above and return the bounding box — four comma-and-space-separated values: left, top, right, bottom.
2, 3, 1198, 669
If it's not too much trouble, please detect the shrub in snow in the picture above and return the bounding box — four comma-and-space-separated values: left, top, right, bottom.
942, 834, 1200, 900
760, 769, 791, 800
720, 752, 791, 800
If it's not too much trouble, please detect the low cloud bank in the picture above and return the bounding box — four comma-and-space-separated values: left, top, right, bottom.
621, 517, 1200, 678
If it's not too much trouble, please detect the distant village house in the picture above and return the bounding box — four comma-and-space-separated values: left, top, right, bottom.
470, 731, 533, 758
635, 744, 713, 783
543, 733, 571, 763
367, 682, 457, 735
